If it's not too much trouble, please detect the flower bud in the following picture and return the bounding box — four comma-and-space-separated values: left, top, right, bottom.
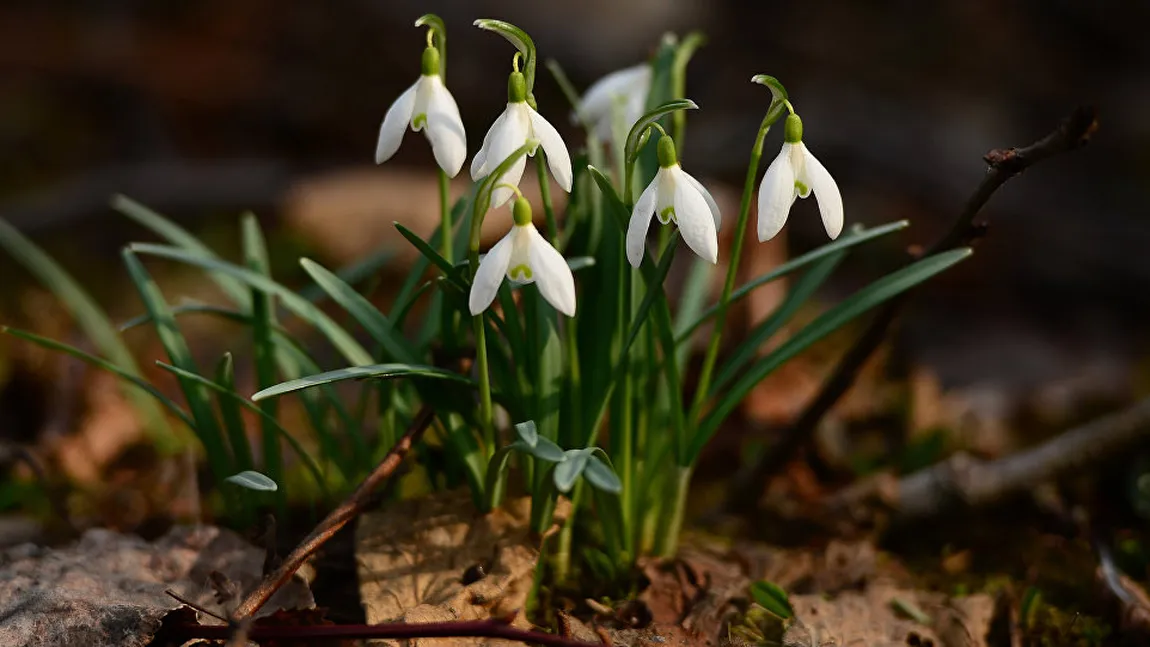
512, 196, 533, 226
507, 71, 527, 103
784, 113, 803, 144
657, 135, 678, 168
421, 46, 440, 76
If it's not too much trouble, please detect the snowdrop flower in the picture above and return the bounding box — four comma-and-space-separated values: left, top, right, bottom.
757, 113, 843, 242
576, 63, 651, 143
469, 196, 576, 317
375, 46, 467, 177
471, 71, 573, 209
627, 134, 721, 268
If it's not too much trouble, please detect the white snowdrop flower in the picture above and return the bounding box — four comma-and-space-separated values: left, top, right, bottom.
469, 196, 576, 317
576, 63, 651, 143
757, 113, 843, 242
471, 71, 573, 209
626, 135, 721, 268
375, 46, 467, 177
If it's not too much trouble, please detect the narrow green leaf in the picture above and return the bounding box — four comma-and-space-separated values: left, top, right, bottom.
112, 195, 249, 307
214, 353, 253, 472
252, 363, 474, 401
297, 248, 395, 304
225, 470, 278, 492
122, 250, 231, 483
691, 248, 974, 460
0, 326, 194, 429
750, 580, 794, 619
128, 243, 373, 366
0, 217, 178, 452
678, 220, 910, 340
300, 257, 415, 363
156, 361, 328, 496
484, 441, 526, 509
240, 213, 285, 503
395, 223, 466, 287
711, 250, 844, 395
751, 74, 789, 104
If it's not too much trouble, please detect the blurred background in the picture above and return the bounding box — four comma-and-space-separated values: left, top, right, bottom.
1, 0, 1148, 499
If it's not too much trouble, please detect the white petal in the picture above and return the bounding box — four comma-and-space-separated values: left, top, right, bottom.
797, 143, 844, 239
626, 177, 659, 268
527, 107, 573, 192
679, 170, 721, 232
488, 154, 527, 209
374, 80, 418, 164
469, 231, 514, 315
578, 64, 651, 126
654, 167, 679, 224
423, 78, 467, 177
471, 104, 529, 181
525, 226, 577, 316
756, 143, 798, 242
672, 169, 719, 264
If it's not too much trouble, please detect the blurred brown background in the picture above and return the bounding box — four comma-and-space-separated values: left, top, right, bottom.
1, 0, 1147, 399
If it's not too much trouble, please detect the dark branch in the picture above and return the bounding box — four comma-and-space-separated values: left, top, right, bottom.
230, 405, 435, 621
725, 106, 1099, 514
170, 617, 604, 647
829, 395, 1150, 518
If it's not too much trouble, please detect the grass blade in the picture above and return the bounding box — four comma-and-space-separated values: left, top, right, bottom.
691, 248, 974, 460
214, 353, 253, 472
0, 218, 179, 452
253, 363, 475, 401
128, 243, 373, 366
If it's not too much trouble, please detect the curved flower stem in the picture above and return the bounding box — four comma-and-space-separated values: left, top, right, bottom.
687, 101, 787, 427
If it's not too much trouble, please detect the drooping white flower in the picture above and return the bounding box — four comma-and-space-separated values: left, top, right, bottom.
575, 63, 651, 143
469, 197, 576, 317
626, 135, 721, 268
757, 113, 843, 242
471, 71, 573, 209
375, 46, 467, 177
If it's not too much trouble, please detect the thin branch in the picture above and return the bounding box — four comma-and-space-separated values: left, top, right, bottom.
829, 395, 1150, 518
170, 617, 605, 647
727, 106, 1099, 513
230, 404, 435, 621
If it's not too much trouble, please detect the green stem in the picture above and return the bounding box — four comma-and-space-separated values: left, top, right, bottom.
687, 103, 787, 426
655, 465, 692, 557
438, 168, 452, 263
554, 480, 583, 584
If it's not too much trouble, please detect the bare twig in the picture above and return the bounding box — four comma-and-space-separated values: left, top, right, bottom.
829, 395, 1150, 518
1097, 541, 1150, 640
171, 617, 605, 646
727, 106, 1099, 513
230, 404, 435, 621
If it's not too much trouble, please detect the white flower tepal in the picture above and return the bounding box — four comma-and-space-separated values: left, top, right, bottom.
757, 113, 843, 242
375, 46, 467, 178
627, 135, 721, 268
469, 197, 577, 317
471, 71, 573, 209
576, 63, 651, 143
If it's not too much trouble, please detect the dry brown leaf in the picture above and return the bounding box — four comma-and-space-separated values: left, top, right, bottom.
356, 490, 568, 647
0, 525, 313, 647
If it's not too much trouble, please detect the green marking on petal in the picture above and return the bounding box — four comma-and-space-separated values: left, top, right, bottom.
509, 264, 533, 282
413, 113, 427, 130
658, 206, 676, 224
794, 180, 809, 196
